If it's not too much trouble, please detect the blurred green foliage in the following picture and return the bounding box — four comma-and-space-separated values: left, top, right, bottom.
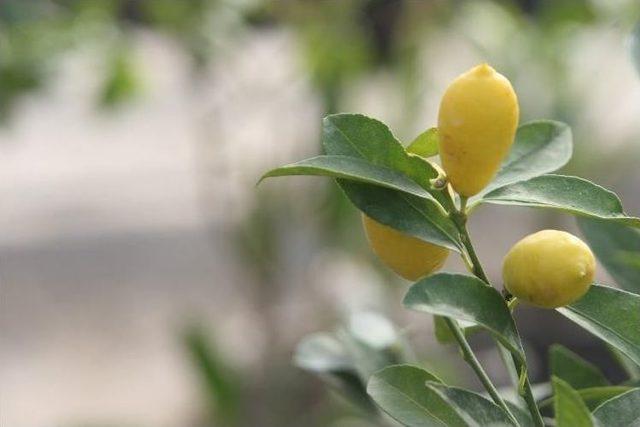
183, 323, 242, 426
99, 48, 139, 108
632, 21, 640, 76
0, 0, 254, 120
2, 0, 639, 123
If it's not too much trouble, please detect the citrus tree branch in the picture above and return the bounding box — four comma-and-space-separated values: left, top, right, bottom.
451, 197, 544, 427
443, 317, 519, 425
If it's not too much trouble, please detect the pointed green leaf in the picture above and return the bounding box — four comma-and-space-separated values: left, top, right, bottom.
593, 388, 640, 426
366, 364, 462, 426
339, 181, 462, 251
478, 175, 640, 227
476, 120, 572, 197
550, 344, 609, 389
557, 285, 640, 366
407, 128, 439, 158
322, 114, 441, 191
403, 273, 525, 363
553, 377, 595, 427
424, 382, 517, 426
260, 155, 437, 201
578, 218, 640, 295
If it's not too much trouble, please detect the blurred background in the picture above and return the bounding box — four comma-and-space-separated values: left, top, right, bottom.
1, 0, 639, 426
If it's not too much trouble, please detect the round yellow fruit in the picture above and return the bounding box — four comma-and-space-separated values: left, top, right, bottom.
503, 230, 596, 308
438, 64, 519, 197
362, 214, 449, 281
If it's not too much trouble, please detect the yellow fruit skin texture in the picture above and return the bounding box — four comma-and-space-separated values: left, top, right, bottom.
438, 64, 519, 197
362, 214, 449, 281
503, 230, 596, 309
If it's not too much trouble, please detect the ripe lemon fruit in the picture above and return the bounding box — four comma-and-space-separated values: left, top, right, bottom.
503, 230, 596, 308
362, 214, 449, 281
438, 64, 519, 197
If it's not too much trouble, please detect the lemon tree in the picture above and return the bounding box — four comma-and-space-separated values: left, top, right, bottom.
260, 64, 640, 427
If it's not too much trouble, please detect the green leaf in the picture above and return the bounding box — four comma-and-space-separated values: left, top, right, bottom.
294, 313, 411, 415
339, 311, 408, 381
321, 113, 462, 251
424, 382, 516, 426
579, 386, 636, 411
552, 377, 595, 427
366, 364, 462, 426
339, 181, 462, 251
433, 316, 480, 344
477, 175, 640, 227
539, 386, 632, 411
577, 218, 640, 295
557, 285, 640, 366
550, 344, 609, 389
260, 155, 437, 201
593, 388, 640, 426
322, 114, 441, 191
406, 127, 439, 158
476, 120, 572, 197
403, 273, 525, 363
293, 332, 377, 414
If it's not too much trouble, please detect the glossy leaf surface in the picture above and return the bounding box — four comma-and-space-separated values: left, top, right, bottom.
578, 218, 640, 294
479, 175, 640, 227
367, 364, 459, 426
557, 285, 640, 366
552, 377, 594, 427
550, 344, 609, 389
593, 388, 640, 426
476, 120, 572, 197
404, 273, 525, 362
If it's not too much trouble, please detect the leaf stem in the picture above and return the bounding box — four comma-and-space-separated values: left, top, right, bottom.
443, 317, 519, 426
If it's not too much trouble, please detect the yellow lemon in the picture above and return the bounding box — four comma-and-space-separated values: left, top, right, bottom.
503, 230, 595, 308
362, 214, 449, 281
438, 64, 519, 197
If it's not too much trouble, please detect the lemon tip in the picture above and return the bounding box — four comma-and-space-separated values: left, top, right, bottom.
472, 63, 495, 76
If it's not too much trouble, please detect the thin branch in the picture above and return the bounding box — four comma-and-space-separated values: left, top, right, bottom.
443, 317, 520, 425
